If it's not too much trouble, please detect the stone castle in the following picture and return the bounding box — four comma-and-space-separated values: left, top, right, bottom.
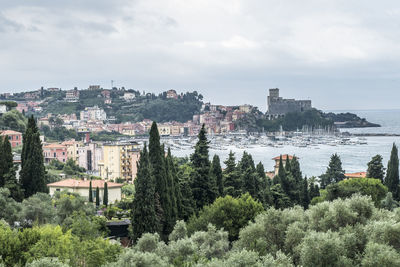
266, 88, 312, 119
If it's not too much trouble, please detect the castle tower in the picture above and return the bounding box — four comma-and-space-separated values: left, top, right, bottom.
267, 88, 280, 113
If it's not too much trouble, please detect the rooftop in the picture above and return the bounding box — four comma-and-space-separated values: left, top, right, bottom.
272, 155, 297, 161
344, 172, 367, 178
47, 178, 123, 189
0, 130, 22, 135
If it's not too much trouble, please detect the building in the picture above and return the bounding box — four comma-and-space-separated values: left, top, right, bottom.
62, 140, 81, 163
88, 85, 101, 90
78, 143, 103, 175
0, 104, 7, 114
239, 104, 253, 113
65, 88, 80, 102
344, 172, 367, 179
123, 93, 136, 101
43, 143, 68, 163
272, 155, 297, 176
80, 106, 107, 121
47, 179, 123, 203
267, 88, 312, 119
47, 87, 61, 92
0, 130, 22, 147
166, 89, 178, 99
158, 124, 171, 136
99, 141, 141, 182
16, 103, 29, 113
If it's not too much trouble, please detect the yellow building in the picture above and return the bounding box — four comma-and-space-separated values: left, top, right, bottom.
158, 125, 171, 136
99, 141, 140, 183
62, 140, 82, 163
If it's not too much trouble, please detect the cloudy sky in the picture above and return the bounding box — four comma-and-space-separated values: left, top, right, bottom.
0, 0, 399, 111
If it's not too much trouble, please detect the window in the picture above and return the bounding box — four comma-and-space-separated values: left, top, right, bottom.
56, 188, 60, 192
54, 152, 56, 157
62, 152, 65, 155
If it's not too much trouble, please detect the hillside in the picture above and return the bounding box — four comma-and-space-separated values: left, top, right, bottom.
11, 89, 204, 123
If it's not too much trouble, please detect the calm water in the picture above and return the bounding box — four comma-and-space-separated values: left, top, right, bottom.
172, 109, 400, 177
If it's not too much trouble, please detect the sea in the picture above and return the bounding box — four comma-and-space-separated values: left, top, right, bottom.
172, 109, 400, 178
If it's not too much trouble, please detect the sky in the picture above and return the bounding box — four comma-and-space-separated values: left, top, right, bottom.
0, 0, 399, 111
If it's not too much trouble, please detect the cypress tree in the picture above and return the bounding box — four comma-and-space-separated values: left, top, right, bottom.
149, 122, 171, 240
239, 152, 257, 198
385, 144, 399, 200
301, 177, 310, 209
211, 154, 224, 197
20, 116, 47, 198
256, 162, 271, 207
179, 173, 195, 221
367, 154, 385, 182
0, 137, 4, 187
190, 124, 213, 210
285, 154, 292, 173
223, 151, 242, 197
165, 148, 178, 234
131, 144, 158, 242
89, 180, 93, 203
289, 156, 303, 204
103, 182, 108, 206
4, 166, 24, 202
95, 186, 100, 206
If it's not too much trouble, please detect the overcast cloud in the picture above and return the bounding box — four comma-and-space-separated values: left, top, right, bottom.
0, 0, 399, 111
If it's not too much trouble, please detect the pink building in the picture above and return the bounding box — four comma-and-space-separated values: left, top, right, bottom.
0, 130, 23, 147
43, 143, 68, 163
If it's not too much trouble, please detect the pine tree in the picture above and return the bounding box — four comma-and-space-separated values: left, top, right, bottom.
148, 122, 171, 240
103, 182, 108, 206
320, 154, 345, 189
190, 124, 214, 210
95, 186, 100, 207
367, 154, 385, 182
223, 151, 242, 197
89, 180, 93, 203
385, 144, 399, 200
20, 116, 47, 198
210, 155, 224, 197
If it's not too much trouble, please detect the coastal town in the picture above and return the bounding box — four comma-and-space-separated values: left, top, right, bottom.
0, 87, 376, 184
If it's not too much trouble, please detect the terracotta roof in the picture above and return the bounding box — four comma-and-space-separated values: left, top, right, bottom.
272, 155, 297, 160
47, 178, 123, 189
1, 130, 22, 135
43, 143, 67, 149
345, 172, 367, 178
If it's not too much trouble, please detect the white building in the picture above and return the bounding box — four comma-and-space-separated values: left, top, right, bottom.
123, 93, 136, 101
47, 179, 123, 204
0, 104, 7, 114
80, 106, 107, 121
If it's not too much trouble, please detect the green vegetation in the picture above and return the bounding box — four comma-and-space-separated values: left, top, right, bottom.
312, 178, 388, 206
187, 193, 264, 242
385, 143, 399, 200
367, 154, 385, 182
38, 89, 203, 123
0, 110, 27, 132
20, 116, 47, 198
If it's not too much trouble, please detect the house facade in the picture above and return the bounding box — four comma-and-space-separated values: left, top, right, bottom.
47, 179, 123, 204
